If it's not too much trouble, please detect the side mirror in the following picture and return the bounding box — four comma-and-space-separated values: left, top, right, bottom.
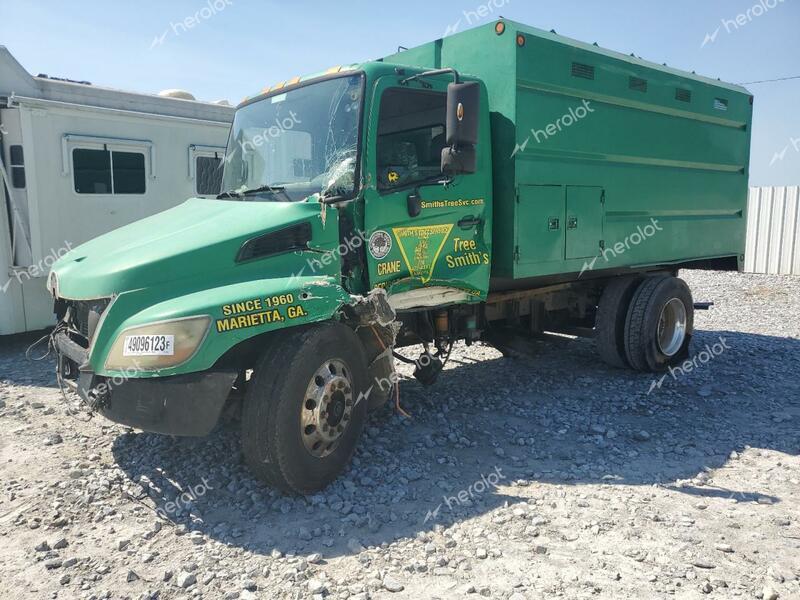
442, 82, 480, 175
446, 82, 480, 146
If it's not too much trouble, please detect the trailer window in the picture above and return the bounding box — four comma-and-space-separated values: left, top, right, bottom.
9, 145, 25, 189
73, 149, 111, 193
112, 152, 146, 194
73, 148, 146, 194
376, 88, 447, 191
195, 155, 224, 196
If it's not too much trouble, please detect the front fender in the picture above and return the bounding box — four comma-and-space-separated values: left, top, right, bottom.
92, 276, 352, 377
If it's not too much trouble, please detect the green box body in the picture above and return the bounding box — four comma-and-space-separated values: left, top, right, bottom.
383, 20, 752, 284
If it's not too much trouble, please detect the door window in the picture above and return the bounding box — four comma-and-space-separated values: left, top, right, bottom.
376, 88, 446, 191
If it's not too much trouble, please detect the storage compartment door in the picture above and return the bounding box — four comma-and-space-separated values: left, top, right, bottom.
516, 185, 565, 265
566, 186, 604, 260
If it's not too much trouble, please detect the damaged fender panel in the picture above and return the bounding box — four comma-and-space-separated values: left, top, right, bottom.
348, 287, 396, 328
349, 288, 401, 411
93, 276, 353, 378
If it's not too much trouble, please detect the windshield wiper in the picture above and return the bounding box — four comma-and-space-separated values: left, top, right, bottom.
216, 185, 290, 201
241, 185, 286, 195
240, 185, 293, 202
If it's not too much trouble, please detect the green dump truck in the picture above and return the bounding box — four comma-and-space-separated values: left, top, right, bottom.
48, 20, 752, 494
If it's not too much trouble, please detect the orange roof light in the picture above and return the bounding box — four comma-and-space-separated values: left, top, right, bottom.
517, 34, 526, 47
495, 21, 506, 35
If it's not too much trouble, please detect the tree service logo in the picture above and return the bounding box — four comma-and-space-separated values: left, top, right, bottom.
368, 230, 392, 260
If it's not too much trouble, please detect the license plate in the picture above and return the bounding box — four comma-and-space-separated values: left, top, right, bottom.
123, 334, 174, 356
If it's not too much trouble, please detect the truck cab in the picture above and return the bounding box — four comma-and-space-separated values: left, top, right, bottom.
49, 63, 495, 494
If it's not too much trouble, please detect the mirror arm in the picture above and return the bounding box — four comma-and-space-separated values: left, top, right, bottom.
400, 68, 460, 86
320, 194, 355, 206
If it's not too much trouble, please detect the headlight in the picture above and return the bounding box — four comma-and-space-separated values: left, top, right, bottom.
104, 316, 211, 371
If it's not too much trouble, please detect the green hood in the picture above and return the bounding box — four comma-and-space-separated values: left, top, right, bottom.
52, 197, 328, 300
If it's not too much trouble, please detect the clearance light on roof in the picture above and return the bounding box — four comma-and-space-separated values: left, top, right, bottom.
517, 34, 526, 47
495, 21, 506, 35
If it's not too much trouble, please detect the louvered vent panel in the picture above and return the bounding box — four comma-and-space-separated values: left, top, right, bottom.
571, 62, 595, 80
629, 76, 648, 92
236, 222, 312, 262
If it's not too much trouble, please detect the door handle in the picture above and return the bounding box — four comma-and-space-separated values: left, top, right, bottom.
407, 192, 422, 218
458, 215, 482, 229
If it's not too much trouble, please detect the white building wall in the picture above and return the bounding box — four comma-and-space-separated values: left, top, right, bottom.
745, 186, 800, 275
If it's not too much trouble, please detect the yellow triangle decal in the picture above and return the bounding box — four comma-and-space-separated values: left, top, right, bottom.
391, 224, 453, 284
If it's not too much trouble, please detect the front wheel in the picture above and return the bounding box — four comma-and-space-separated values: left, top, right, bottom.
241, 323, 369, 494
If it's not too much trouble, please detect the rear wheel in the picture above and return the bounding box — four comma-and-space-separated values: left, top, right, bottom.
241, 323, 369, 494
595, 277, 642, 368
624, 275, 693, 372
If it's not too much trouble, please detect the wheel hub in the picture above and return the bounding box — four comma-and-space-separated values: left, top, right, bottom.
657, 297, 687, 357
300, 359, 354, 458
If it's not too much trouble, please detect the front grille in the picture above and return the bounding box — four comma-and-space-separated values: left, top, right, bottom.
69, 299, 110, 341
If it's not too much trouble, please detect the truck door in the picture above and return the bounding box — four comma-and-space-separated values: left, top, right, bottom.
361, 76, 491, 301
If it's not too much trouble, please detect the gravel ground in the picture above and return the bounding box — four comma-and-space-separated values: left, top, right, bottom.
1, 269, 799, 600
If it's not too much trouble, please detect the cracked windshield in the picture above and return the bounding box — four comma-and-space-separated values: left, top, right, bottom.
220, 74, 363, 201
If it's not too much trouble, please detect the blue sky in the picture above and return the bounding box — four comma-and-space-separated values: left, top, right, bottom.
1, 0, 798, 185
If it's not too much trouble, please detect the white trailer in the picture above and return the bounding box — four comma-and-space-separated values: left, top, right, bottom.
0, 46, 234, 335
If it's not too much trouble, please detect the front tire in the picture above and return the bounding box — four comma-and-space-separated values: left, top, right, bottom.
241, 323, 369, 494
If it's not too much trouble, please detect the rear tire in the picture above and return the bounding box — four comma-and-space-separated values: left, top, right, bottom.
624, 275, 693, 372
595, 277, 641, 368
241, 323, 369, 494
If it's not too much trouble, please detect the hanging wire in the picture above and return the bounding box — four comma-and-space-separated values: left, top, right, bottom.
738, 75, 800, 85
